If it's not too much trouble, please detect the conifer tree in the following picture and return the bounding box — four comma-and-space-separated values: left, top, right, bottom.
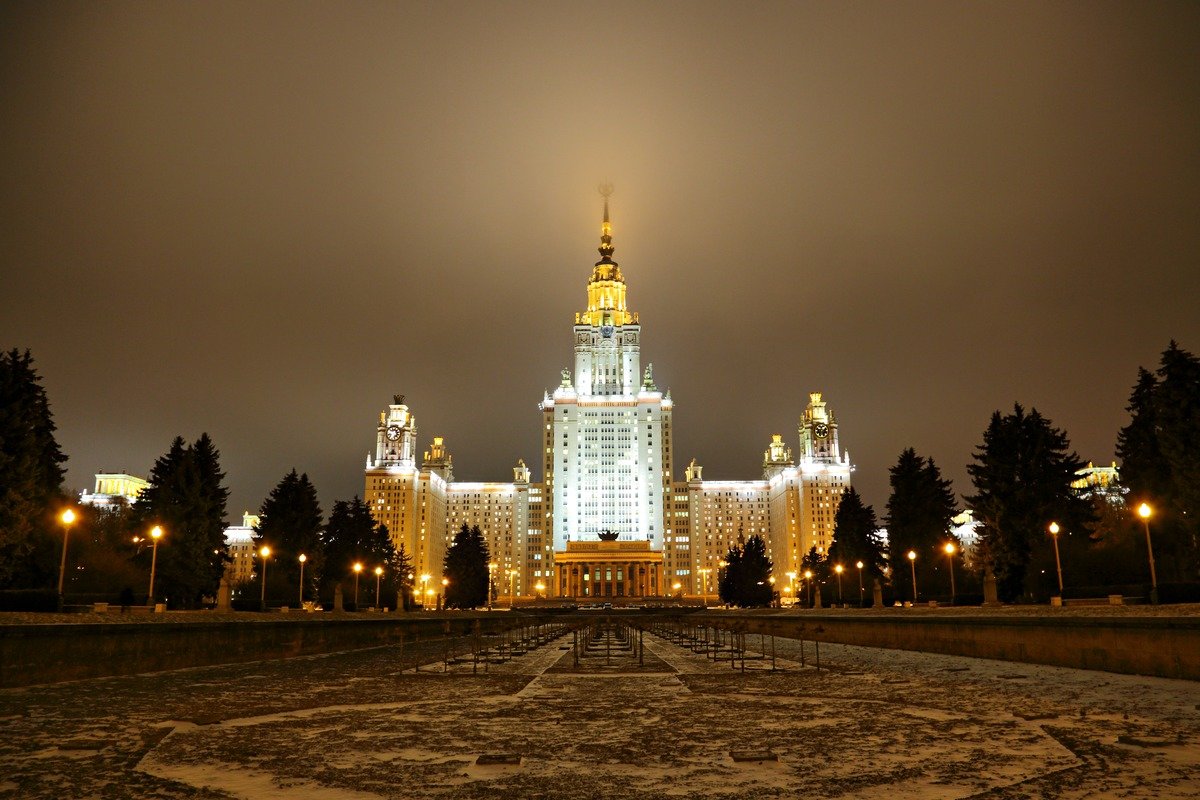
828, 487, 886, 601
255, 469, 324, 603
885, 449, 958, 593
0, 349, 68, 588
717, 535, 773, 607
1117, 341, 1200, 580
967, 404, 1089, 601
443, 524, 490, 609
321, 497, 395, 605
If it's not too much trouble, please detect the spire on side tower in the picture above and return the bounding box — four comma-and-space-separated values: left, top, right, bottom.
597, 182, 616, 266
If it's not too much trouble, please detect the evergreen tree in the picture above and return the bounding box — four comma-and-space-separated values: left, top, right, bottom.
0, 349, 68, 588
885, 449, 958, 593
255, 469, 324, 604
966, 404, 1090, 602
395, 542, 415, 610
827, 487, 886, 603
443, 524, 490, 609
132, 435, 230, 607
717, 535, 773, 607
320, 496, 395, 607
1117, 342, 1200, 580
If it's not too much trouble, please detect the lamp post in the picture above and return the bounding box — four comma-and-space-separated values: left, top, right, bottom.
1047, 523, 1063, 596
907, 550, 918, 604
1137, 503, 1159, 604
855, 561, 865, 607
375, 566, 384, 609
506, 569, 517, 607
943, 543, 957, 604
298, 553, 307, 607
258, 544, 270, 611
804, 569, 813, 607
353, 562, 364, 609
441, 576, 449, 610
785, 571, 797, 606
145, 525, 164, 606
420, 573, 430, 609
56, 508, 76, 608
488, 561, 497, 610
698, 567, 711, 606
535, 581, 546, 599
834, 564, 844, 606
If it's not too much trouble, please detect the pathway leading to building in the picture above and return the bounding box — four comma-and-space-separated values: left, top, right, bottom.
1, 623, 1197, 799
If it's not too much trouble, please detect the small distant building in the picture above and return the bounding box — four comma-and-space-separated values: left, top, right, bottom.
79, 472, 149, 509
1072, 462, 1125, 504
223, 513, 260, 586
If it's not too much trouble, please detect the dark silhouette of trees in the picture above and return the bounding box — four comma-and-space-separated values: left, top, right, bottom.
828, 487, 886, 603
885, 449, 958, 594
255, 469, 323, 604
395, 542, 415, 610
0, 349, 68, 588
717, 534, 773, 607
443, 524, 489, 609
966, 404, 1090, 602
132, 434, 230, 607
1116, 341, 1200, 581
320, 496, 395, 607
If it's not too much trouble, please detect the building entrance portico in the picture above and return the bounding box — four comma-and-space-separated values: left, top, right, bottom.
555, 539, 663, 599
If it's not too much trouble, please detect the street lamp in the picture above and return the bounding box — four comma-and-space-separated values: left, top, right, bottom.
943, 543, 957, 604
834, 564, 844, 605
1137, 503, 1159, 604
420, 573, 430, 609
855, 561, 865, 606
506, 569, 517, 607
804, 569, 813, 607
298, 553, 307, 606
56, 508, 76, 608
698, 567, 712, 606
258, 544, 270, 611
1046, 523, 1063, 596
785, 571, 797, 604
144, 525, 164, 607
353, 562, 364, 609
441, 576, 449, 610
535, 580, 546, 598
487, 561, 498, 610
375, 566, 384, 608
907, 550, 918, 604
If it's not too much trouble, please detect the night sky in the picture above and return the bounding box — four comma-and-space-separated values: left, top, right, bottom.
3, 2, 1198, 519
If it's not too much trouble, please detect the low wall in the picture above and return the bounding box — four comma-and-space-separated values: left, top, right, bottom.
0, 613, 519, 688
699, 612, 1200, 681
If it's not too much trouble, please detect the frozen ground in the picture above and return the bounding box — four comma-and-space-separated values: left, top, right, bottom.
1, 622, 1198, 799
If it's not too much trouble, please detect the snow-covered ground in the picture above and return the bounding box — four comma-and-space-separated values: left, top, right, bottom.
1, 621, 1197, 799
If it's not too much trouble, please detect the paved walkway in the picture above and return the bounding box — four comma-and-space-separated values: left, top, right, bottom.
1, 627, 1197, 799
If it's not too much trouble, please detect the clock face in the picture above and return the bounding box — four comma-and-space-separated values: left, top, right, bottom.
386, 425, 401, 442
813, 423, 829, 439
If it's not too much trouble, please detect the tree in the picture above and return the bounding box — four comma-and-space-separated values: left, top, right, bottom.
132, 434, 230, 607
443, 524, 490, 609
885, 449, 958, 594
717, 534, 773, 607
0, 349, 68, 588
255, 469, 323, 604
395, 542, 415, 610
828, 487, 886, 603
1116, 341, 1200, 580
966, 404, 1090, 602
320, 496, 396, 607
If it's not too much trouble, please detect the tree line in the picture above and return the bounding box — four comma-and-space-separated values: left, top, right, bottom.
3, 341, 1198, 607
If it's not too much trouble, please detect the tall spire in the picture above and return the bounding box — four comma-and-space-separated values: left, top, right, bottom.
596, 182, 616, 266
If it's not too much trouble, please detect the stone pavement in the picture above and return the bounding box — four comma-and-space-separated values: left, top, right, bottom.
1, 625, 1198, 799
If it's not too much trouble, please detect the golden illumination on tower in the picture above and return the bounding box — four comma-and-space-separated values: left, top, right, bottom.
577, 184, 637, 327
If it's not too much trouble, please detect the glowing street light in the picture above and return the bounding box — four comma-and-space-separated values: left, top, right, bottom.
1046, 523, 1063, 596
487, 561, 498, 610
785, 571, 797, 602
353, 562, 364, 609
834, 564, 844, 605
907, 550, 918, 603
1137, 503, 1159, 604
56, 508, 76, 608
144, 525, 165, 607
441, 576, 449, 610
258, 544, 270, 611
698, 567, 712, 606
804, 569, 813, 607
420, 573, 430, 609
506, 569, 517, 607
943, 543, 957, 604
535, 580, 546, 598
298, 553, 307, 606
375, 566, 384, 608
855, 561, 865, 607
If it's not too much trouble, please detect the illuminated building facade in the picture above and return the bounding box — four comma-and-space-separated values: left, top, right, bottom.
364, 194, 853, 599
79, 472, 149, 509
222, 512, 260, 586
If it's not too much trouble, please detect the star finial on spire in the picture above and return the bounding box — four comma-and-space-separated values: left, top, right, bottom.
596, 182, 616, 265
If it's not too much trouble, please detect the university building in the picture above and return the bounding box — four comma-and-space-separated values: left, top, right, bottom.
364, 194, 853, 601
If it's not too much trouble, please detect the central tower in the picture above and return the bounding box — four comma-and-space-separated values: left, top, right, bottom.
540, 188, 674, 553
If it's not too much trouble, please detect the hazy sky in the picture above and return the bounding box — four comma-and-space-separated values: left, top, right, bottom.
3, 1, 1198, 519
